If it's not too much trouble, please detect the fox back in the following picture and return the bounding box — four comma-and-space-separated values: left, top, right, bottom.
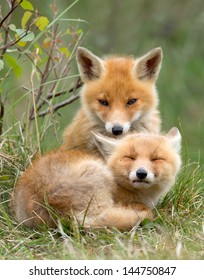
62, 47, 163, 155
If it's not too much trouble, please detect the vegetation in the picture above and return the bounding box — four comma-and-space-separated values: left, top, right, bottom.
0, 0, 203, 260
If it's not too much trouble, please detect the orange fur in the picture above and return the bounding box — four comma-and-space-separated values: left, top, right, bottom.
105, 131, 182, 209
61, 47, 162, 156
11, 128, 181, 230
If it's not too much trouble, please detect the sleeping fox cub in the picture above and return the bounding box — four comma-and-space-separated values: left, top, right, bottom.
11, 128, 181, 230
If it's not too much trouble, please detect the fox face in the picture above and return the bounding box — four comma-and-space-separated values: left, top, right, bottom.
93, 128, 181, 204
77, 47, 163, 136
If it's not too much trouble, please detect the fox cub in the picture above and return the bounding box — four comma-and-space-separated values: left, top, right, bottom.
61, 47, 163, 155
11, 128, 181, 230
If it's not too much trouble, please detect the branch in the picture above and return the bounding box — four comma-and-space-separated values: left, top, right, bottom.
43, 77, 82, 102
29, 76, 82, 120
0, 0, 23, 28
30, 93, 80, 120
0, 11, 36, 60
0, 29, 33, 51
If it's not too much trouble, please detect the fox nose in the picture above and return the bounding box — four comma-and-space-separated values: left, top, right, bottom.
136, 168, 148, 180
112, 125, 123, 135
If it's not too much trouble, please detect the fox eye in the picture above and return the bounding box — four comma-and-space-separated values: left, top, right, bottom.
123, 155, 135, 160
98, 99, 109, 106
152, 157, 165, 162
127, 98, 137, 106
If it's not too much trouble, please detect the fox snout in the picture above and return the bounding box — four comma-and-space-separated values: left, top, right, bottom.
129, 167, 154, 189
105, 122, 130, 136
112, 125, 123, 135
136, 168, 148, 180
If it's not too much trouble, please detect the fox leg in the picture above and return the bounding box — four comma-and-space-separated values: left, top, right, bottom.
97, 204, 153, 230
25, 198, 57, 228
130, 203, 154, 220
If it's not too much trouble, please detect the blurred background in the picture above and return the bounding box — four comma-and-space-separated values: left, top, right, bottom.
1, 0, 204, 164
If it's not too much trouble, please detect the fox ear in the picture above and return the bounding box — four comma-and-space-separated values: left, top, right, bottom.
76, 47, 104, 82
134, 47, 163, 82
92, 132, 118, 158
166, 127, 182, 153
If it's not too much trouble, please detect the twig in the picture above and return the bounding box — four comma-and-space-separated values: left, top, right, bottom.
30, 93, 80, 120
0, 152, 22, 169
29, 76, 82, 120
0, 9, 36, 59
20, 51, 43, 76
37, 77, 83, 111
29, 24, 58, 120
0, 0, 23, 28
0, 101, 4, 135
30, 48, 41, 155
0, 29, 34, 51
48, 78, 83, 100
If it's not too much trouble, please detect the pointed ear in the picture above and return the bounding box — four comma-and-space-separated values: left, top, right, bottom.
76, 47, 104, 82
92, 132, 118, 158
134, 47, 163, 82
166, 127, 182, 153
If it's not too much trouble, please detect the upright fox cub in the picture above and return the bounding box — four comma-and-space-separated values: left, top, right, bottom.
12, 128, 181, 230
61, 47, 163, 155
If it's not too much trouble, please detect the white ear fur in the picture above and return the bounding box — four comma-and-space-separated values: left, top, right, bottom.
166, 127, 182, 153
92, 132, 118, 158
134, 47, 163, 82
76, 47, 104, 82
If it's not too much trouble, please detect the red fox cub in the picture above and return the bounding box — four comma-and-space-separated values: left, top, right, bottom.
61, 47, 163, 155
11, 128, 181, 230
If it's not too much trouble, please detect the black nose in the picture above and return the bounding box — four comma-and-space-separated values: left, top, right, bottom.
136, 168, 148, 180
112, 125, 123, 135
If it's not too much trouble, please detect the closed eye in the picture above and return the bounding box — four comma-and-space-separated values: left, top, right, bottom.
152, 158, 165, 162
123, 155, 135, 160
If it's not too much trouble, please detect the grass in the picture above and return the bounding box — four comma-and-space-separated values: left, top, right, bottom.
0, 127, 203, 260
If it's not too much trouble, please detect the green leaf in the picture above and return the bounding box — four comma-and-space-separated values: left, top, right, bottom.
15, 29, 35, 42
18, 0, 34, 11
16, 40, 27, 47
22, 11, 32, 29
4, 54, 22, 78
60, 47, 70, 58
9, 24, 16, 31
21, 31, 35, 42
35, 16, 49, 31
15, 28, 26, 36
34, 43, 43, 55
66, 28, 72, 35
0, 175, 11, 181
77, 29, 83, 35
0, 60, 4, 71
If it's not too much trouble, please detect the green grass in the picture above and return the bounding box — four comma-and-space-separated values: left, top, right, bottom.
0, 130, 203, 260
